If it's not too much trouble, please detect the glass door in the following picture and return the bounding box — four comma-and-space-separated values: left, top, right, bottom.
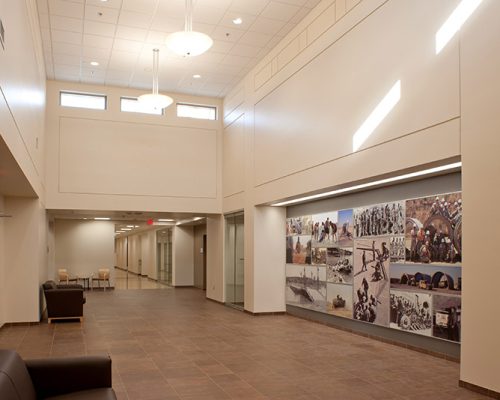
225, 213, 244, 309
156, 229, 172, 285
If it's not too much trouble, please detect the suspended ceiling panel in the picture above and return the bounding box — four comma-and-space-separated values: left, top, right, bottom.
37, 0, 321, 97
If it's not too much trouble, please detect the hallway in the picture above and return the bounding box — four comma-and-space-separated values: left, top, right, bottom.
0, 289, 486, 400
114, 268, 171, 290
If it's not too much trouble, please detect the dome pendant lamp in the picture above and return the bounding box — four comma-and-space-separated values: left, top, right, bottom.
138, 49, 173, 110
165, 0, 213, 57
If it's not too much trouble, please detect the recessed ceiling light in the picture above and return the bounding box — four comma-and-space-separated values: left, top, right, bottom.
158, 219, 175, 222
134, 225, 140, 228
193, 74, 201, 79
90, 61, 99, 66
122, 228, 132, 231
126, 225, 134, 228
94, 217, 110, 220
232, 17, 243, 25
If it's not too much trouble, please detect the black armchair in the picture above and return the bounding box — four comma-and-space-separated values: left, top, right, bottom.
42, 281, 86, 323
0, 349, 116, 399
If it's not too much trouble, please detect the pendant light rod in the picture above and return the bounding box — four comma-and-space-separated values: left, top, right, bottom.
152, 48, 159, 95
185, 0, 193, 32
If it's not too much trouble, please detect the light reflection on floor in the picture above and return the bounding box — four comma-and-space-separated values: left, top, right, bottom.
114, 268, 171, 290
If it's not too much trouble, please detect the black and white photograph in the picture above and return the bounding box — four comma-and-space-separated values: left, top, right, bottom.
312, 211, 338, 247
286, 216, 313, 236
326, 283, 353, 318
390, 264, 461, 295
285, 264, 327, 312
326, 247, 353, 284
432, 294, 461, 342
353, 238, 391, 326
286, 235, 311, 265
353, 201, 405, 238
390, 236, 406, 263
390, 290, 432, 336
312, 247, 327, 265
405, 192, 462, 264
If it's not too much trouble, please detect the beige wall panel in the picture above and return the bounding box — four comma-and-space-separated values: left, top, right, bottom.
55, 220, 115, 285
307, 2, 336, 45
254, 63, 273, 90
277, 36, 301, 72
0, 0, 46, 197
253, 206, 286, 313
460, 0, 500, 392
254, 118, 460, 205
58, 117, 217, 198
206, 215, 224, 302
223, 114, 245, 198
222, 192, 245, 214
254, 0, 459, 186
173, 226, 194, 286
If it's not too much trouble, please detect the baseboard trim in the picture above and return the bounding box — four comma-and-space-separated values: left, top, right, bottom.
206, 297, 224, 305
1, 321, 41, 327
173, 285, 195, 288
459, 380, 500, 399
244, 310, 286, 316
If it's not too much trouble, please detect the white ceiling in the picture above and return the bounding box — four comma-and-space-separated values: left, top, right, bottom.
37, 0, 321, 98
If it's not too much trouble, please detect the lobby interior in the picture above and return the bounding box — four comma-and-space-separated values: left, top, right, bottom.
1, 0, 499, 399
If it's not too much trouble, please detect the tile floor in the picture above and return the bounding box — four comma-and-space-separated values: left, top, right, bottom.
114, 269, 172, 290
0, 288, 489, 400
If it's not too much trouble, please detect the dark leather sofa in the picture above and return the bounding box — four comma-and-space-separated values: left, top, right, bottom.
42, 281, 86, 323
0, 349, 116, 399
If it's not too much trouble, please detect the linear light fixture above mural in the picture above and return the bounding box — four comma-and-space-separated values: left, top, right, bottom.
271, 162, 462, 207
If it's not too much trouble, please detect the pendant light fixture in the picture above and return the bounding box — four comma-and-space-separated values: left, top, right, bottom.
138, 49, 173, 110
165, 0, 213, 57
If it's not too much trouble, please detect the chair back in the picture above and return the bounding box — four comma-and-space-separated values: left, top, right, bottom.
58, 269, 69, 282
98, 269, 110, 280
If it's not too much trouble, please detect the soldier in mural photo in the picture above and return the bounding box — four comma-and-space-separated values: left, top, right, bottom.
390, 236, 406, 263
405, 193, 462, 264
354, 202, 405, 238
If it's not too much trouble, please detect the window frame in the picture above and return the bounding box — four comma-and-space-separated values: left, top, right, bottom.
176, 102, 217, 121
59, 90, 107, 110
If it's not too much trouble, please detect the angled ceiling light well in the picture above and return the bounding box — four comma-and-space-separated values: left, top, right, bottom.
138, 48, 173, 110
165, 0, 213, 57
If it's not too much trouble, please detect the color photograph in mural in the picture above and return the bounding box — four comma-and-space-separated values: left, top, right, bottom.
390, 264, 461, 295
405, 192, 462, 264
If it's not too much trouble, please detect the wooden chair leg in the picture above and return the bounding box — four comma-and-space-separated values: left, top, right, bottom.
48, 318, 53, 324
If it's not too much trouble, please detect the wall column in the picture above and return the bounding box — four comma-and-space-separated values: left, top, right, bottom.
460, 0, 500, 393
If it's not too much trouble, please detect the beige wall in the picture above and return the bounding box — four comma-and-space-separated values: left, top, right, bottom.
460, 0, 500, 392
45, 81, 223, 214
141, 231, 157, 280
54, 220, 115, 286
222, 0, 462, 311
3, 197, 47, 323
0, 0, 46, 198
172, 226, 194, 286
206, 215, 224, 302
193, 225, 207, 289
127, 234, 142, 275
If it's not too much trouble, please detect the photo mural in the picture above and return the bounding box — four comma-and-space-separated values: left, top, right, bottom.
285, 192, 462, 343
